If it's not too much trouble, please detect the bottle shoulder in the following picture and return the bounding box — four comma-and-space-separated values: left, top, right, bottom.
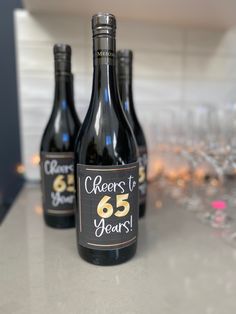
124, 106, 147, 148
75, 101, 138, 165
40, 105, 80, 152
133, 121, 147, 148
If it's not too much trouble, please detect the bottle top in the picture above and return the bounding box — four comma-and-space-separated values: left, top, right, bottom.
117, 49, 133, 78
92, 13, 116, 37
53, 43, 71, 74
54, 43, 71, 56
117, 49, 133, 61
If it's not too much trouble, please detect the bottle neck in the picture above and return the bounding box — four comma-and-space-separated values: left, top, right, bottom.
118, 74, 134, 113
54, 73, 74, 110
91, 36, 119, 104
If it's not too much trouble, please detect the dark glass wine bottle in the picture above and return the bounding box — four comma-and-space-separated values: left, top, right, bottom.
117, 50, 148, 218
75, 13, 139, 266
40, 44, 81, 229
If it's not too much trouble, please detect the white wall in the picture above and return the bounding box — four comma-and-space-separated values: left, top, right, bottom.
14, 10, 236, 180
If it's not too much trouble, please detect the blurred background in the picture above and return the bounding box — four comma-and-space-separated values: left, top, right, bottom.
3, 0, 236, 230
0, 0, 22, 222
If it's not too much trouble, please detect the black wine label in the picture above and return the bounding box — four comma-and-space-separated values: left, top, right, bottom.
94, 49, 115, 65
76, 162, 139, 250
93, 37, 116, 65
96, 49, 115, 58
40, 152, 75, 216
138, 146, 148, 203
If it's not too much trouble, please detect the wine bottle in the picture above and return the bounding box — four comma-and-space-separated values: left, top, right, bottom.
40, 44, 81, 228
75, 13, 139, 266
117, 50, 148, 218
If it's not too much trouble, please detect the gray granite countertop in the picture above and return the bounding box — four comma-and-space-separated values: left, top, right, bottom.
0, 183, 236, 314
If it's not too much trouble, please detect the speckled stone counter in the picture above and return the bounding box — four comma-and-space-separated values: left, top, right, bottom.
0, 184, 236, 314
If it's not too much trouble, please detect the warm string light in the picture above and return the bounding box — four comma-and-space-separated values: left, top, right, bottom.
177, 179, 185, 188
155, 200, 162, 209
194, 168, 206, 182
163, 165, 190, 183
34, 205, 43, 216
147, 158, 164, 182
16, 163, 25, 174
31, 154, 40, 165
148, 143, 227, 188
210, 178, 220, 187
16, 154, 40, 176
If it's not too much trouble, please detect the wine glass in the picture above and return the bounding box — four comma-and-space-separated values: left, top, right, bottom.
196, 104, 233, 229
182, 104, 211, 212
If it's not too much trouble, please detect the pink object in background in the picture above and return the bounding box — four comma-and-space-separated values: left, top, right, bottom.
211, 200, 227, 211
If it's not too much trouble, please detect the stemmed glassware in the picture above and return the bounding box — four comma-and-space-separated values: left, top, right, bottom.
197, 105, 233, 227
147, 105, 187, 200
147, 101, 236, 243
181, 104, 210, 211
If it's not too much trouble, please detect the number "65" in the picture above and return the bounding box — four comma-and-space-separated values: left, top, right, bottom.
53, 174, 75, 193
97, 194, 130, 218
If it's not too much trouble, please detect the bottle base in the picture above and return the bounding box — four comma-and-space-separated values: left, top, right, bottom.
139, 202, 146, 218
78, 242, 137, 266
44, 213, 75, 229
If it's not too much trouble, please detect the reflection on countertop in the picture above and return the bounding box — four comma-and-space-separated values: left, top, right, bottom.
0, 183, 236, 314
